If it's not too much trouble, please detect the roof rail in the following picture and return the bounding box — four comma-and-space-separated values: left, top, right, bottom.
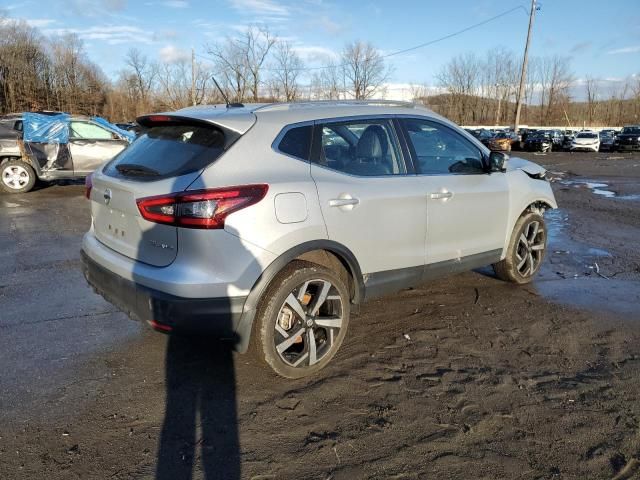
255, 100, 419, 112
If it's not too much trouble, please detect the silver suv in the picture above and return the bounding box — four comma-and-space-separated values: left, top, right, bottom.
81, 101, 557, 378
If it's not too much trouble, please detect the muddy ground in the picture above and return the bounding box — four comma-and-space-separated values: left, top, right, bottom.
1, 151, 639, 480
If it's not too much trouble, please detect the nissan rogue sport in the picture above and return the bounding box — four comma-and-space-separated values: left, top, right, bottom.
81, 101, 557, 378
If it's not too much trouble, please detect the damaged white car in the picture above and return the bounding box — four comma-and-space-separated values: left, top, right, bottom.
0, 112, 134, 193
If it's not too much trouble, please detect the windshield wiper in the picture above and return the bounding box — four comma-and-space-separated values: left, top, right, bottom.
115, 163, 160, 177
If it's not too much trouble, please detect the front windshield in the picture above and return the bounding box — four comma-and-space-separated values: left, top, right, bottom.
622, 126, 640, 135
576, 133, 597, 139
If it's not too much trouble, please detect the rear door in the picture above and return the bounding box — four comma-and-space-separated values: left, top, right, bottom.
90, 120, 228, 267
399, 118, 509, 265
69, 121, 129, 174
310, 117, 427, 278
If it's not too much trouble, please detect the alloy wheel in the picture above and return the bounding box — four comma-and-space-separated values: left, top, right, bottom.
515, 220, 545, 277
274, 279, 343, 368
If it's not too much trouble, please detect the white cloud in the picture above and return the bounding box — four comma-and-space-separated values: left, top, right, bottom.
159, 44, 190, 63
607, 45, 640, 55
23, 18, 56, 27
44, 25, 153, 45
292, 45, 338, 61
162, 0, 188, 7
65, 0, 128, 17
228, 0, 289, 17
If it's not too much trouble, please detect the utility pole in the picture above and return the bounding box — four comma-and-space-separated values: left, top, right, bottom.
513, 0, 537, 133
191, 48, 196, 106
495, 83, 505, 126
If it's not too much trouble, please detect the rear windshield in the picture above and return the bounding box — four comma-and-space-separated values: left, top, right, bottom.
103, 123, 225, 180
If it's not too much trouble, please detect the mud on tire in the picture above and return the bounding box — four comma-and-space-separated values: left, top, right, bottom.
493, 211, 547, 285
250, 260, 350, 379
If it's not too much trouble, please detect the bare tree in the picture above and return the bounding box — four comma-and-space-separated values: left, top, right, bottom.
309, 57, 342, 100
243, 26, 276, 101
437, 53, 481, 124
207, 37, 250, 102
125, 48, 155, 105
538, 55, 573, 124
341, 41, 390, 100
584, 76, 600, 125
270, 40, 303, 101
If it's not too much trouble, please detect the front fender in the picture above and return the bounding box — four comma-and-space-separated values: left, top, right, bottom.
502, 169, 558, 258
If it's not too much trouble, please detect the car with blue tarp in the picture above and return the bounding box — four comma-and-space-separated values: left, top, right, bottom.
0, 112, 135, 193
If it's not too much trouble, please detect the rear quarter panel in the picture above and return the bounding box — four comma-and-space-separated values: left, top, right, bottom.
188, 119, 328, 257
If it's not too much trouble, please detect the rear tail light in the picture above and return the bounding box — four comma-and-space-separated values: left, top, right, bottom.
136, 184, 268, 229
85, 173, 93, 200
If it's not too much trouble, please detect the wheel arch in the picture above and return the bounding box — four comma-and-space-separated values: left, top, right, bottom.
234, 240, 364, 353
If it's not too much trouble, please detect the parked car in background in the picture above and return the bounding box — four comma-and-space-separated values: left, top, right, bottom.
614, 125, 640, 152
475, 129, 495, 145
487, 131, 518, 151
570, 131, 600, 152
524, 132, 553, 152
542, 130, 564, 150
1, 112, 135, 193
599, 131, 616, 152
561, 132, 575, 151
81, 100, 556, 378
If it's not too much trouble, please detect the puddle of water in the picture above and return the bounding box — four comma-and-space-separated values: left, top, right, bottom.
592, 188, 616, 198
559, 178, 640, 200
587, 247, 612, 257
533, 208, 640, 319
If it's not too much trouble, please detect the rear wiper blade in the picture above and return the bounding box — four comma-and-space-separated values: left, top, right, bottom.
115, 163, 160, 177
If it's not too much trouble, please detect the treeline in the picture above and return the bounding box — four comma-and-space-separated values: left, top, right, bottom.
417, 48, 640, 127
1, 13, 639, 127
0, 16, 390, 121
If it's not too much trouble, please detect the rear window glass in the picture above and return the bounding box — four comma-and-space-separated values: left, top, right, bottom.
104, 124, 225, 179
277, 125, 312, 160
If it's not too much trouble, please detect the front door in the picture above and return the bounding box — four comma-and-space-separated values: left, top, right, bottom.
69, 121, 128, 175
399, 118, 509, 266
310, 118, 427, 285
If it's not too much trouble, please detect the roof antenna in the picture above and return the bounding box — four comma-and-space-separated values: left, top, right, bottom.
211, 76, 243, 108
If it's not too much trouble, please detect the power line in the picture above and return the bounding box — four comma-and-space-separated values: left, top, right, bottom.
194, 4, 529, 72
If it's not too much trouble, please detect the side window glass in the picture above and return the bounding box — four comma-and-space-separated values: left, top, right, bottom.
277, 125, 312, 160
70, 122, 114, 140
403, 119, 485, 175
317, 119, 405, 176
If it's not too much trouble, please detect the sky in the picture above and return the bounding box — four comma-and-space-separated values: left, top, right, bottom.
2, 0, 640, 99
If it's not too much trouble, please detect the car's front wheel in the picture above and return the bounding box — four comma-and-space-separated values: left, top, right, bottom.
252, 261, 350, 378
493, 211, 547, 284
1, 159, 36, 194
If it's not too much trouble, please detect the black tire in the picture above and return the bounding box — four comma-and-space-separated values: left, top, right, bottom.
251, 260, 350, 379
1, 159, 36, 194
493, 211, 547, 285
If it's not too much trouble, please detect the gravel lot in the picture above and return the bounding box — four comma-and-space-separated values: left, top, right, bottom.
1, 151, 639, 480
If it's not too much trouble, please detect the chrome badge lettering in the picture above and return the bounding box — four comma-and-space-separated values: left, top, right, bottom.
149, 239, 174, 250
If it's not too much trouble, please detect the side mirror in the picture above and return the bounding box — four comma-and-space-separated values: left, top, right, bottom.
488, 151, 508, 172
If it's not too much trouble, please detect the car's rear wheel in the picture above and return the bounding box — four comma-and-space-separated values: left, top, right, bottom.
252, 261, 350, 378
1, 159, 36, 194
493, 211, 547, 284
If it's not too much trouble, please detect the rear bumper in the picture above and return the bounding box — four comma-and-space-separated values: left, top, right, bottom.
81, 249, 246, 342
